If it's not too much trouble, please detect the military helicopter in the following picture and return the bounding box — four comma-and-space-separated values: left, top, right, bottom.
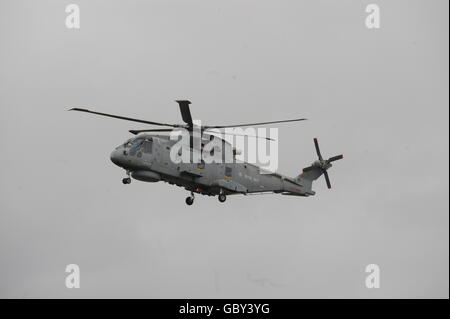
70, 100, 343, 205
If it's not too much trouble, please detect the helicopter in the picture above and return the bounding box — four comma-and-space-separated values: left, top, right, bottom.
70, 100, 343, 205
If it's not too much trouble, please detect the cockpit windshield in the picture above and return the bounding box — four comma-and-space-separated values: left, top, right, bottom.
124, 137, 144, 148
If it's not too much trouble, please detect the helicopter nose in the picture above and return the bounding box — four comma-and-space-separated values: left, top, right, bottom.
110, 149, 122, 166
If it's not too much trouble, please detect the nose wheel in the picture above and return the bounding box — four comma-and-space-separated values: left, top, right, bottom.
122, 171, 131, 184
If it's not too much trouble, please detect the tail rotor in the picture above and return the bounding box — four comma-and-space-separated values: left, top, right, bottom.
303, 138, 343, 189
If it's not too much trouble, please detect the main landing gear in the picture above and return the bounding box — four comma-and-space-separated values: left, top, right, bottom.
185, 192, 195, 206
184, 190, 226, 205
218, 194, 227, 203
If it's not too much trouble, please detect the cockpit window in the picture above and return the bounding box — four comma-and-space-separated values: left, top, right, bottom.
126, 137, 145, 156
123, 138, 133, 147
130, 138, 144, 147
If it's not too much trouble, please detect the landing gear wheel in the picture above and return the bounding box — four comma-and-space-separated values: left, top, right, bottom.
218, 194, 227, 203
122, 177, 131, 184
185, 196, 194, 206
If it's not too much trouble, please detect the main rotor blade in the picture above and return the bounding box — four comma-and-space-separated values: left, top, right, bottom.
204, 118, 307, 129
129, 128, 275, 140
328, 154, 344, 162
207, 131, 275, 141
69, 108, 180, 127
313, 138, 323, 161
129, 128, 178, 135
323, 170, 331, 189
176, 100, 193, 126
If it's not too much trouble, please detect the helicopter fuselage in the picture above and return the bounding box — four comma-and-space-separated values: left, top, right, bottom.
109, 134, 308, 197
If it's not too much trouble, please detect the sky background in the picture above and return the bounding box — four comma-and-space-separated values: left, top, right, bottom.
0, 0, 448, 298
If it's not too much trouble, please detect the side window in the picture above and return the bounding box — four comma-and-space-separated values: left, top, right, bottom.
143, 140, 153, 153
225, 166, 232, 177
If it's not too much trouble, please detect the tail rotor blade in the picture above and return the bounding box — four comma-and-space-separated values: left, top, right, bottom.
313, 138, 323, 161
323, 170, 332, 189
328, 154, 344, 162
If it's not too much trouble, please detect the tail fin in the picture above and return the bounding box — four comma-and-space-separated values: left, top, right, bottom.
295, 138, 343, 194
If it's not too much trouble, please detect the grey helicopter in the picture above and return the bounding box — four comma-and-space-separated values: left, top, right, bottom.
70, 100, 343, 205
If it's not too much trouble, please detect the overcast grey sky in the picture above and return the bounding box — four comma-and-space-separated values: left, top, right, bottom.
0, 0, 448, 298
